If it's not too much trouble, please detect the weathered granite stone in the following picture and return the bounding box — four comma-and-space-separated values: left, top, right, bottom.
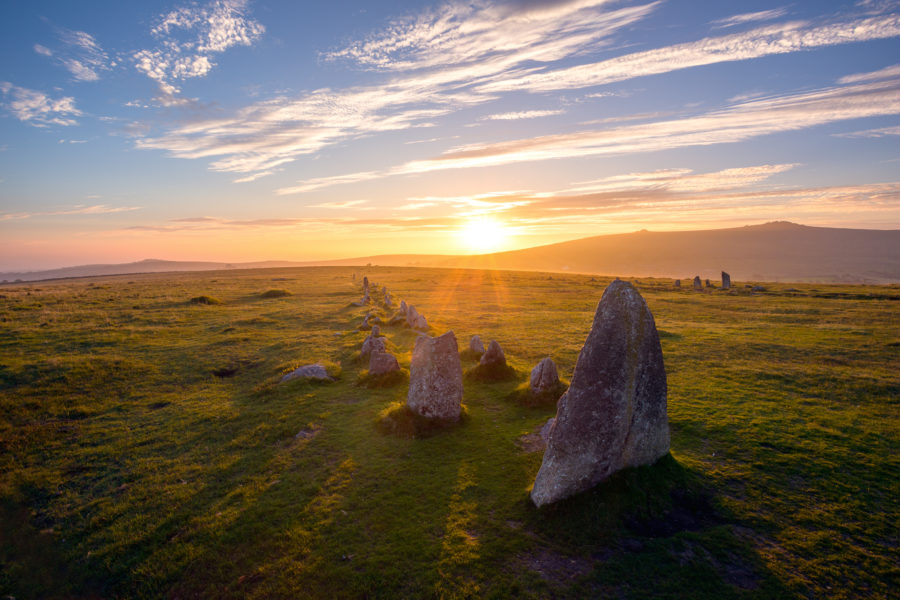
530, 357, 560, 394
469, 334, 485, 355
539, 417, 556, 443
479, 340, 506, 367
369, 350, 400, 375
406, 305, 418, 327
370, 324, 381, 337
531, 279, 669, 507
361, 334, 386, 358
407, 331, 463, 421
399, 300, 408, 315
281, 364, 332, 383
692, 276, 702, 290
721, 271, 731, 289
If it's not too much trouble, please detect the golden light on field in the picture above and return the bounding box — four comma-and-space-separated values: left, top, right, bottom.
457, 217, 511, 253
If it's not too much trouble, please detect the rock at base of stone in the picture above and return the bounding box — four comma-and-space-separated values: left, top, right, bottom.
539, 417, 556, 443
281, 364, 332, 383
369, 350, 400, 376
529, 357, 560, 394
479, 340, 506, 366
407, 331, 463, 421
530, 279, 669, 507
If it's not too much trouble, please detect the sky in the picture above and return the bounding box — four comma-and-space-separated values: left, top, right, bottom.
1, 0, 899, 271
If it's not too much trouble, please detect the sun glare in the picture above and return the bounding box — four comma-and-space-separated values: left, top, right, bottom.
458, 217, 510, 253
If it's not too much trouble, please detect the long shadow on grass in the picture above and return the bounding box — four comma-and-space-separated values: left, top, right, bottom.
522, 455, 793, 599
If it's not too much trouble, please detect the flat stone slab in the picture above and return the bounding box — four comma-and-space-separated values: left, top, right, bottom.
281, 364, 332, 383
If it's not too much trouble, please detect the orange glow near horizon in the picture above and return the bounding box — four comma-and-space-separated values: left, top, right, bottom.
456, 217, 513, 254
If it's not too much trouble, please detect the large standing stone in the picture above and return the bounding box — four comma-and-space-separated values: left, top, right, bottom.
530, 357, 560, 394
692, 276, 702, 290
469, 335, 485, 355
479, 340, 506, 366
531, 279, 669, 507
369, 350, 400, 376
721, 271, 731, 289
407, 331, 463, 421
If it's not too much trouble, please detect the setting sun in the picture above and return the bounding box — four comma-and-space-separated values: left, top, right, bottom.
458, 217, 511, 253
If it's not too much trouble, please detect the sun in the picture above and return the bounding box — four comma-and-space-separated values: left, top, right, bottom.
457, 217, 510, 253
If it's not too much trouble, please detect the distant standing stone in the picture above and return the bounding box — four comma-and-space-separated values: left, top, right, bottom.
399, 300, 409, 315
369, 350, 400, 376
469, 334, 485, 355
480, 340, 507, 367
692, 276, 702, 290
705, 278, 711, 288
407, 331, 463, 421
363, 276, 369, 290
281, 364, 332, 383
674, 279, 681, 288
529, 357, 560, 394
531, 279, 669, 507
721, 271, 731, 289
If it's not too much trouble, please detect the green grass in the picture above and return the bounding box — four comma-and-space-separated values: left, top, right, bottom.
0, 267, 898, 598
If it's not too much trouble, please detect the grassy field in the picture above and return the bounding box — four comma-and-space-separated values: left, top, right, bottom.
0, 266, 897, 599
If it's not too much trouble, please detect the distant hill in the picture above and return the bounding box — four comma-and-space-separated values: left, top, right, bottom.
3, 222, 898, 284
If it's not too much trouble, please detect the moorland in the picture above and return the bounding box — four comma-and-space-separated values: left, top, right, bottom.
0, 266, 897, 598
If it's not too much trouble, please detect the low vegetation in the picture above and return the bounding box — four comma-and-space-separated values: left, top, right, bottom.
260, 289, 292, 299
0, 266, 897, 598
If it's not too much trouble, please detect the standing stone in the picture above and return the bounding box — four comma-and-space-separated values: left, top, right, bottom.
531, 279, 669, 507
362, 276, 369, 291
407, 331, 463, 421
674, 279, 681, 288
411, 312, 428, 330
721, 271, 731, 289
361, 333, 386, 358
529, 357, 560, 394
705, 278, 711, 288
692, 276, 702, 290
479, 340, 506, 367
369, 350, 400, 376
469, 335, 485, 355
399, 300, 408, 315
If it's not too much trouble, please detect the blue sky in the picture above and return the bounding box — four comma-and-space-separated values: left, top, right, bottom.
1, 0, 899, 270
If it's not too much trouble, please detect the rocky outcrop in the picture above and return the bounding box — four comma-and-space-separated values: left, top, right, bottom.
531, 279, 669, 507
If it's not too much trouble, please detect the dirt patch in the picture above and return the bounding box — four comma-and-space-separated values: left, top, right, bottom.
516, 431, 546, 453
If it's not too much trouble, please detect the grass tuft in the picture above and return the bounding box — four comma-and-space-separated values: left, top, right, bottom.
356, 368, 409, 388
260, 289, 292, 298
375, 401, 469, 438
464, 361, 518, 382
508, 379, 568, 407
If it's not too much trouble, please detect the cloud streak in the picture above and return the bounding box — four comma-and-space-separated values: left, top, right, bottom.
277, 71, 900, 193
0, 205, 141, 221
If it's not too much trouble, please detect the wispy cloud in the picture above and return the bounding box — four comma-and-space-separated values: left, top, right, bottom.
276, 72, 900, 193
33, 44, 52, 57
478, 13, 900, 94
0, 204, 141, 221
0, 82, 81, 126
711, 8, 789, 29
133, 0, 264, 99
53, 27, 111, 82
834, 124, 900, 138
481, 109, 564, 121
134, 0, 656, 179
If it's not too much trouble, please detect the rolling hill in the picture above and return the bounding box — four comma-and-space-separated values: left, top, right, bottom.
3, 222, 898, 284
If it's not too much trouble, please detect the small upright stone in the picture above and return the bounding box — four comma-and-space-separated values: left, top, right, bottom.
399, 300, 408, 315
479, 340, 506, 367
529, 357, 560, 394
407, 305, 427, 329
692, 276, 702, 290
531, 279, 669, 507
407, 331, 463, 421
363, 276, 369, 290
674, 279, 681, 288
469, 335, 485, 355
361, 333, 386, 358
721, 271, 731, 289
369, 350, 400, 376
705, 278, 711, 288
